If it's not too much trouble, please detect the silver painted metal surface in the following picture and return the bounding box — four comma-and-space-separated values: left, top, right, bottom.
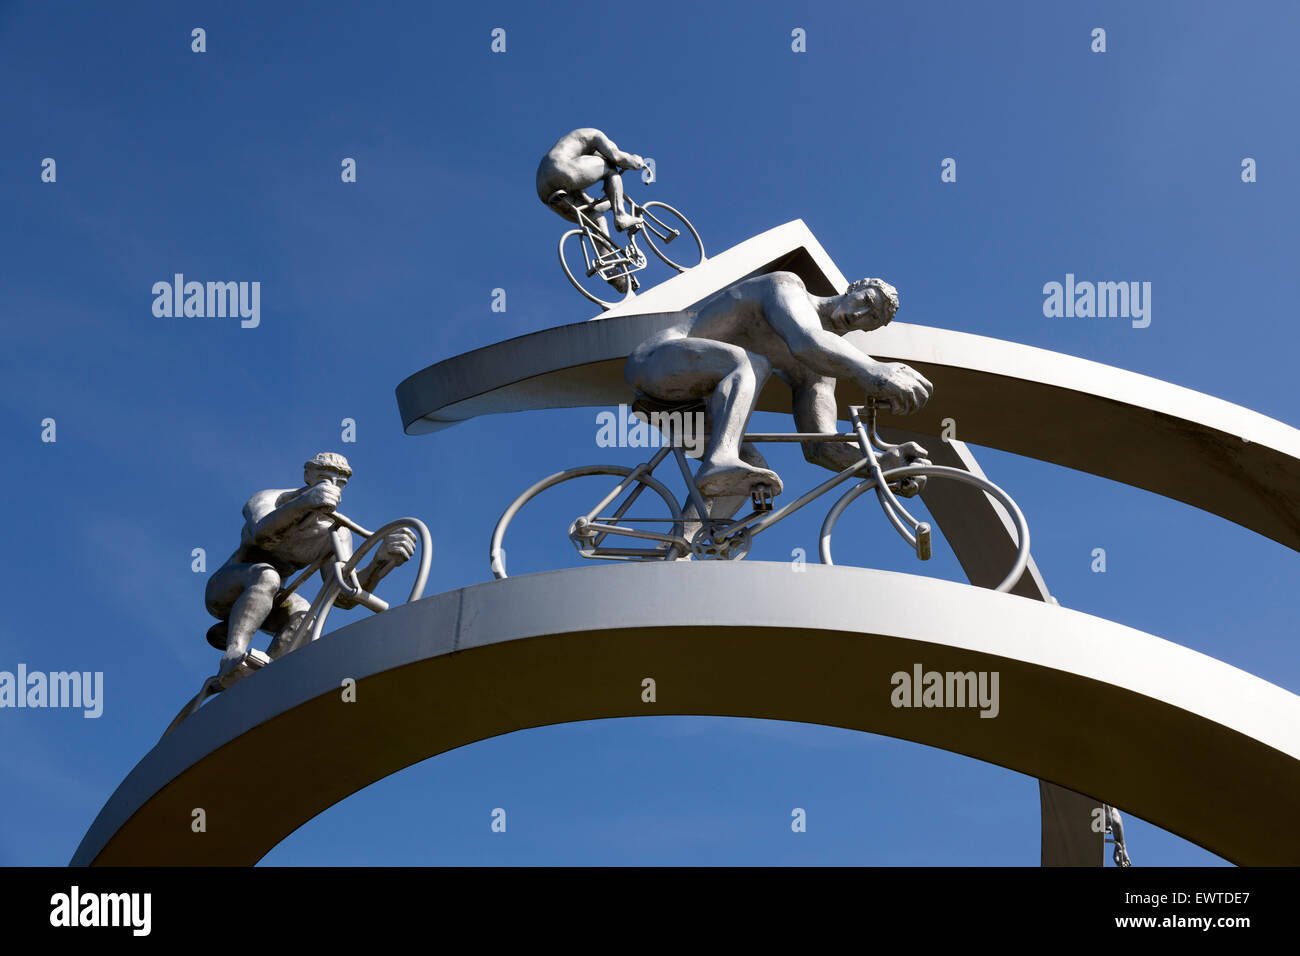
489, 401, 1031, 593
624, 272, 927, 499
394, 219, 1299, 864
173, 453, 433, 735
72, 562, 1300, 866
395, 222, 1300, 554
537, 128, 706, 308
889, 428, 1101, 864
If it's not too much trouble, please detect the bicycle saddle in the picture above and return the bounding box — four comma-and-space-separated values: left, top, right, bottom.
630, 393, 707, 420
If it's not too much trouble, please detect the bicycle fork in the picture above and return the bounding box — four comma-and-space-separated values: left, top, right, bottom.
852, 403, 932, 561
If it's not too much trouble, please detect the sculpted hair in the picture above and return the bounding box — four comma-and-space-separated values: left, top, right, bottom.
303, 452, 353, 478
846, 278, 900, 319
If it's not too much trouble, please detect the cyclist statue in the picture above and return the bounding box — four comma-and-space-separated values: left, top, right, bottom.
625, 273, 934, 505
537, 128, 647, 293
204, 452, 417, 687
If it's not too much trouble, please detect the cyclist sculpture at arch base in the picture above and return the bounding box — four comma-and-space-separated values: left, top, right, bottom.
83, 125, 1300, 870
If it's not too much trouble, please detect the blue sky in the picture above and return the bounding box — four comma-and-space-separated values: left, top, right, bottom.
2, 0, 1298, 865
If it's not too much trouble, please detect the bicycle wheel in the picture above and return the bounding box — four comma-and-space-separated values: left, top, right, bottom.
490, 465, 687, 579
559, 228, 637, 309
637, 201, 705, 272
817, 464, 1031, 594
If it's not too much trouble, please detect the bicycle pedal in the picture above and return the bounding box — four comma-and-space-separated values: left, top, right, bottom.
751, 485, 774, 513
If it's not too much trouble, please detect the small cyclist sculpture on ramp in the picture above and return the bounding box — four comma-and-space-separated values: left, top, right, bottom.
537, 127, 705, 309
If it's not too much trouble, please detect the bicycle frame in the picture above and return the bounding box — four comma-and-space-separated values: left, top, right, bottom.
563, 194, 682, 278
572, 403, 930, 561
162, 512, 433, 739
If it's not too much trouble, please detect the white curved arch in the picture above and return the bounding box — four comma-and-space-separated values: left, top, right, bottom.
72, 563, 1300, 866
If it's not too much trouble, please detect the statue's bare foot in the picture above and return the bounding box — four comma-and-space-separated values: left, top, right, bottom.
695, 461, 783, 499
216, 655, 243, 690
614, 211, 642, 233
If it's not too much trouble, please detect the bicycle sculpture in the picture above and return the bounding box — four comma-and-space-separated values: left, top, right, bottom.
163, 453, 431, 738
490, 399, 1030, 592
537, 127, 705, 309
492, 268, 1031, 591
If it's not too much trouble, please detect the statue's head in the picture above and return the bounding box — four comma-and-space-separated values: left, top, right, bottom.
828, 278, 899, 333
303, 451, 352, 489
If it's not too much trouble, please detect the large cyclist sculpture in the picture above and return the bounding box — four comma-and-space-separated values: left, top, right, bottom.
626, 272, 934, 506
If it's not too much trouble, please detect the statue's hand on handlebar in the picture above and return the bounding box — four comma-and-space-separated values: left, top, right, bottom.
869, 362, 933, 416
373, 528, 418, 567
300, 481, 341, 512
880, 441, 930, 498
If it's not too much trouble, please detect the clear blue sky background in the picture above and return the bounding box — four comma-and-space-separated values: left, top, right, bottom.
3, 0, 1297, 865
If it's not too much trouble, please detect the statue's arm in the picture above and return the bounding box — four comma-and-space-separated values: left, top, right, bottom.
583, 129, 641, 169
762, 276, 931, 415
793, 377, 863, 472
244, 488, 318, 548
762, 276, 888, 386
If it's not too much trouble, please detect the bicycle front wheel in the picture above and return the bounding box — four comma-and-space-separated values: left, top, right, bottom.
637, 201, 705, 272
490, 465, 687, 579
559, 228, 636, 309
817, 464, 1031, 594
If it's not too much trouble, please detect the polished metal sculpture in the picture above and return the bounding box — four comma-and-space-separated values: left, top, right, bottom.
163, 453, 432, 736
78, 133, 1298, 869
538, 128, 705, 307
487, 269, 1033, 587
490, 398, 1032, 591
626, 272, 932, 500
537, 128, 648, 236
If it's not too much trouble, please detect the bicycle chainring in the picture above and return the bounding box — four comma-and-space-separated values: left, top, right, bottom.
690, 525, 752, 561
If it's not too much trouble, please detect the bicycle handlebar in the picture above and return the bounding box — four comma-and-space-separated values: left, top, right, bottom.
329, 510, 371, 538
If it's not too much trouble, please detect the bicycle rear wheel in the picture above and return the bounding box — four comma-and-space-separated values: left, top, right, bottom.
490, 465, 687, 579
559, 228, 637, 309
817, 464, 1031, 593
637, 201, 705, 272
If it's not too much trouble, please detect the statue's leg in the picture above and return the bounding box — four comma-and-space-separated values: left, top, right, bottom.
265, 592, 314, 660
571, 188, 634, 291
566, 190, 614, 243
603, 168, 639, 232
679, 414, 778, 546
206, 563, 281, 681
627, 337, 779, 498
